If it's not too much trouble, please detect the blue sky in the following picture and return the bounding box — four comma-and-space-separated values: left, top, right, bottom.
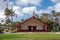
41, 0, 53, 9
13, 0, 54, 10
0, 0, 60, 23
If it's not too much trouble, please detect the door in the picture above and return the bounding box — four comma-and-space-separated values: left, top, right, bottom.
28, 26, 36, 31
28, 27, 31, 31
33, 26, 36, 31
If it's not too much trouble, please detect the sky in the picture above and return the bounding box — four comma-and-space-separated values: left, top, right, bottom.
0, 0, 60, 23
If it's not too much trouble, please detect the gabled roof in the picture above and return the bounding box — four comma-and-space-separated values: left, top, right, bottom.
19, 16, 48, 25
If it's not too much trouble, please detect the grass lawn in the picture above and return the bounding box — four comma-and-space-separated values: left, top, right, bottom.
0, 33, 60, 40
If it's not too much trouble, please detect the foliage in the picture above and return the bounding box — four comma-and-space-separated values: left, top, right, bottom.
11, 28, 17, 33
5, 29, 9, 32
5, 8, 17, 23
6, 23, 11, 27
46, 21, 55, 32
40, 16, 48, 22
5, 8, 14, 16
40, 15, 55, 32
0, 23, 2, 26
4, 8, 17, 31
5, 22, 18, 33
6, 19, 11, 24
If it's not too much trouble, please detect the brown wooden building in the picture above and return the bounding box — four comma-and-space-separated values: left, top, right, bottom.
17, 16, 49, 32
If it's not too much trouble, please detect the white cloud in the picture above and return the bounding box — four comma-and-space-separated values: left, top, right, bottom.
15, 10, 24, 16
39, 3, 60, 14
51, 0, 60, 3
0, 0, 24, 23
54, 3, 60, 12
13, 6, 20, 11
13, 6, 24, 16
8, 2, 13, 9
22, 6, 37, 15
0, 10, 6, 19
39, 6, 53, 14
10, 0, 60, 19
0, 0, 13, 19
0, 0, 24, 18
16, 0, 42, 6
47, 3, 60, 12
39, 10, 47, 13
0, 10, 6, 24
14, 6, 40, 17
0, 0, 6, 11
0, 0, 42, 21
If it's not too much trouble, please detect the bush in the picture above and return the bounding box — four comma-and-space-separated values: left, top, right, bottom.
11, 28, 17, 33
6, 29, 9, 32
4, 29, 9, 32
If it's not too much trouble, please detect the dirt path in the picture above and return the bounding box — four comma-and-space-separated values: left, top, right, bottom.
4, 32, 60, 34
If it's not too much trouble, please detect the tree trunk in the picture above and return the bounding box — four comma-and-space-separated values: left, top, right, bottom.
6, 15, 9, 24
11, 16, 13, 23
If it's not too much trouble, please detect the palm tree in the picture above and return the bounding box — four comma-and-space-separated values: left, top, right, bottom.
4, 0, 10, 24
5, 8, 12, 24
6, 18, 11, 24
10, 10, 17, 22
4, 0, 17, 24
5, 8, 18, 31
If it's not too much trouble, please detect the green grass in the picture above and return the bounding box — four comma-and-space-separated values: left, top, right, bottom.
0, 33, 60, 40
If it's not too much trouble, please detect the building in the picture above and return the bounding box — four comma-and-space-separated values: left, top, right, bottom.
16, 16, 49, 32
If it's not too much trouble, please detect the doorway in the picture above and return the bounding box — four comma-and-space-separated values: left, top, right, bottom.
33, 27, 36, 31
29, 27, 31, 31
28, 26, 36, 31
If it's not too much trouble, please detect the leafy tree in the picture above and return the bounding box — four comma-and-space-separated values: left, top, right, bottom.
4, 8, 11, 24
5, 7, 17, 24
51, 10, 60, 32
40, 13, 55, 32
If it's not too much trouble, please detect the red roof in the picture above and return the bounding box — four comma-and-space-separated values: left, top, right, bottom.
19, 16, 48, 26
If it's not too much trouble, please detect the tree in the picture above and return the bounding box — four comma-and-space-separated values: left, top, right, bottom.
9, 10, 17, 23
4, 8, 18, 30
40, 13, 50, 22
5, 8, 12, 24
4, 5, 17, 24
6, 18, 11, 24
51, 10, 60, 32
40, 13, 55, 32
40, 16, 55, 32
4, 0, 18, 31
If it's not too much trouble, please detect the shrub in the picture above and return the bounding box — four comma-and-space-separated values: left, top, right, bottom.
11, 28, 17, 33
5, 29, 9, 32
